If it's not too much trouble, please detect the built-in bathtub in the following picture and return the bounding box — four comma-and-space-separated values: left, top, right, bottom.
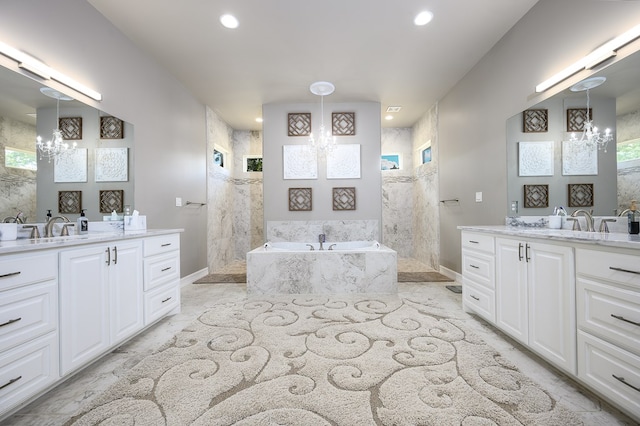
246, 240, 397, 295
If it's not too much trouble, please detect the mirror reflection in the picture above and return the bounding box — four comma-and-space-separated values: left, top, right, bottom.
0, 65, 134, 225
506, 50, 640, 217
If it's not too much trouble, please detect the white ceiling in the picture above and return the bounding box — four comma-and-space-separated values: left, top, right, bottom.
87, 0, 539, 130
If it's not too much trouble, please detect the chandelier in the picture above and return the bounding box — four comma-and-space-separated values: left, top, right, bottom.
568, 76, 613, 152
308, 81, 336, 152
36, 87, 76, 162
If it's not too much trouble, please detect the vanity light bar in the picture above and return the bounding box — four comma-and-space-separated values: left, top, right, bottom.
0, 41, 102, 101
535, 23, 640, 93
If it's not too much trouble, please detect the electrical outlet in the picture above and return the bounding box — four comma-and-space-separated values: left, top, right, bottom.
475, 192, 482, 202
511, 200, 518, 214
175, 197, 182, 207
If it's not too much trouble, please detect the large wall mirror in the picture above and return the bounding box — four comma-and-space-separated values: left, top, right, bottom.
0, 65, 134, 224
506, 50, 640, 217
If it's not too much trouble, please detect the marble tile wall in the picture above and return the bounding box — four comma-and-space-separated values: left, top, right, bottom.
0, 116, 37, 222
266, 220, 379, 243
617, 108, 640, 212
411, 105, 440, 269
381, 128, 413, 258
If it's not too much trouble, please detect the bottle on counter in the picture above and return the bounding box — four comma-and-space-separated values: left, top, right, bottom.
77, 209, 89, 234
46, 209, 52, 221
628, 200, 639, 235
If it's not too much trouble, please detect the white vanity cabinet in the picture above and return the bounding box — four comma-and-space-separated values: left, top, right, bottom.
59, 240, 143, 376
576, 247, 640, 418
495, 237, 576, 374
0, 251, 58, 415
143, 234, 180, 325
461, 231, 496, 322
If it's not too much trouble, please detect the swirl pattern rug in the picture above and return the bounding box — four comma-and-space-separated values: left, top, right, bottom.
66, 295, 581, 425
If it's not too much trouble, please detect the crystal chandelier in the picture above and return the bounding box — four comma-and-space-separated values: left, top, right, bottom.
36, 87, 76, 162
568, 76, 614, 152
308, 81, 336, 152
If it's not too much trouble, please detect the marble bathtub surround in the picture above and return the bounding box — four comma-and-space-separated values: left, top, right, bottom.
247, 242, 397, 295
266, 219, 379, 243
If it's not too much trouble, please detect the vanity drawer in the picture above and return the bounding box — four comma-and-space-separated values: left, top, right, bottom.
0, 332, 58, 414
576, 248, 640, 289
462, 280, 495, 323
143, 251, 180, 291
0, 281, 57, 351
461, 232, 495, 254
462, 250, 494, 289
143, 234, 180, 257
577, 278, 640, 355
144, 281, 180, 325
0, 251, 57, 292
578, 331, 640, 419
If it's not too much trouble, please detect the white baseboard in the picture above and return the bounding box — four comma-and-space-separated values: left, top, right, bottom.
439, 265, 462, 284
181, 267, 209, 286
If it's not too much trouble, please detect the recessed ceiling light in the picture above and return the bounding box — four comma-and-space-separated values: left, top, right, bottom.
385, 115, 394, 121
414, 11, 433, 26
220, 14, 239, 29
386, 106, 402, 113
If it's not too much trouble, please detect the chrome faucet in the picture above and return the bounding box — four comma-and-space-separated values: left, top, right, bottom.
570, 209, 594, 232
618, 209, 631, 217
318, 233, 326, 251
44, 215, 70, 238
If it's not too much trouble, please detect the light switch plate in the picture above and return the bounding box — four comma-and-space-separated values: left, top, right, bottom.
475, 192, 482, 202
175, 197, 182, 207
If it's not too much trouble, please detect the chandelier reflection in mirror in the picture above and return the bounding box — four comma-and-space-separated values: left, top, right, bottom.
308, 81, 336, 152
36, 87, 77, 162
568, 76, 613, 152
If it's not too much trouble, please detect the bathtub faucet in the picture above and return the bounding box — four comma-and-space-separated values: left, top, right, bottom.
318, 233, 326, 250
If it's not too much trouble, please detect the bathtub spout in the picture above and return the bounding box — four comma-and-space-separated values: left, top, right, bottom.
306, 244, 315, 251
318, 233, 326, 250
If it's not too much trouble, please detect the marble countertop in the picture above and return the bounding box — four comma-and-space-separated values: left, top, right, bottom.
0, 229, 183, 255
458, 225, 640, 251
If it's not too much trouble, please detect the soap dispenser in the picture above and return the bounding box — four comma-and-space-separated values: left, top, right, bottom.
628, 200, 639, 235
46, 209, 52, 221
77, 209, 89, 234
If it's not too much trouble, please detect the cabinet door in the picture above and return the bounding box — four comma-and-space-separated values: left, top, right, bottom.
495, 238, 528, 344
528, 242, 576, 374
59, 245, 110, 376
109, 241, 143, 345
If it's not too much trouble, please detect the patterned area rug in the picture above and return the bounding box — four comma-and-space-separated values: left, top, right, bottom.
65, 295, 581, 425
397, 271, 453, 282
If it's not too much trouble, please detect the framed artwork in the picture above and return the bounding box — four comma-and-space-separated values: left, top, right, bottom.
327, 144, 360, 179
568, 183, 594, 207
100, 116, 124, 139
58, 190, 82, 214
54, 148, 87, 183
288, 188, 312, 211
243, 155, 263, 172
522, 109, 548, 133
518, 141, 554, 176
283, 145, 318, 179
381, 154, 401, 170
213, 147, 226, 168
417, 142, 432, 165
332, 112, 355, 136
567, 108, 592, 132
95, 148, 129, 182
288, 113, 311, 136
333, 187, 356, 210
562, 140, 597, 175
59, 117, 82, 140
523, 184, 549, 208
99, 189, 124, 213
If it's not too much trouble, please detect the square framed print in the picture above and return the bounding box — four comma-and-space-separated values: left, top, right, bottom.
523, 184, 549, 208
381, 154, 401, 170
522, 109, 548, 133
333, 187, 356, 210
54, 148, 87, 183
568, 183, 594, 207
562, 140, 597, 175
99, 189, 124, 213
283, 145, 318, 179
326, 144, 360, 179
518, 141, 554, 176
288, 188, 312, 211
95, 148, 129, 182
58, 190, 82, 214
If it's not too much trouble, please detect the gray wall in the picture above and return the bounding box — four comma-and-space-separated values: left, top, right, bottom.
0, 0, 208, 276
506, 95, 617, 216
262, 101, 381, 232
438, 0, 640, 272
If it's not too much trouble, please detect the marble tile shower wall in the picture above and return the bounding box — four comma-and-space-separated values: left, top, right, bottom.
617, 108, 640, 212
0, 116, 37, 221
411, 105, 440, 269
206, 107, 236, 273
381, 128, 414, 258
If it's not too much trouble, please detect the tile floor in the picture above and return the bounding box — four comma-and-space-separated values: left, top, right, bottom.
3, 270, 637, 425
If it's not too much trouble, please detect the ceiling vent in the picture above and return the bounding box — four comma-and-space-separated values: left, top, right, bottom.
386, 106, 402, 113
